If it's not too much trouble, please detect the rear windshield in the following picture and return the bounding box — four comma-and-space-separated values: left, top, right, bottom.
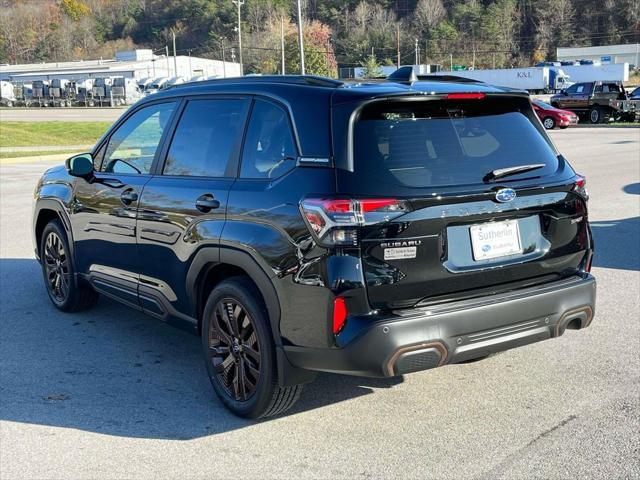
353, 97, 559, 188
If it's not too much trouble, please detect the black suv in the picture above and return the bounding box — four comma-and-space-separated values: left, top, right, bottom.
33, 76, 596, 418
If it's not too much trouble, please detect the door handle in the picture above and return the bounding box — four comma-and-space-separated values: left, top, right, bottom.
195, 194, 220, 212
121, 189, 138, 205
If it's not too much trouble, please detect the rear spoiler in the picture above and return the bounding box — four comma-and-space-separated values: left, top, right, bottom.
386, 66, 486, 85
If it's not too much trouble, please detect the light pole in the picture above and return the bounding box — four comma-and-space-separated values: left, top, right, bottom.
232, 0, 244, 75
296, 0, 305, 74
172, 29, 178, 78
280, 16, 286, 75
221, 38, 227, 78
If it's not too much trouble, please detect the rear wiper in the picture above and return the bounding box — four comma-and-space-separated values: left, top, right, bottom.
483, 163, 546, 182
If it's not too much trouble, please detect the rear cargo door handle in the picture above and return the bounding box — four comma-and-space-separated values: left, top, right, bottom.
120, 188, 138, 205
195, 194, 220, 212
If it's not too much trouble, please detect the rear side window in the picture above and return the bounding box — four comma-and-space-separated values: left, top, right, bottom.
163, 98, 249, 177
240, 100, 297, 179
352, 97, 559, 189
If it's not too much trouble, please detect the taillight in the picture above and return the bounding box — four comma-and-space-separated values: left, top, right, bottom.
573, 175, 589, 200
300, 198, 410, 246
584, 250, 593, 273
333, 297, 347, 335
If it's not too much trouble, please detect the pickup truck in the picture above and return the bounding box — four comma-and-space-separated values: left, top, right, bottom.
550, 81, 634, 123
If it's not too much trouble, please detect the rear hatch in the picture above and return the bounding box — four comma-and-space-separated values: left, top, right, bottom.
334, 93, 590, 310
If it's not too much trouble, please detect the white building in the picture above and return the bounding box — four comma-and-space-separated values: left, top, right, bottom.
556, 43, 640, 67
0, 49, 241, 83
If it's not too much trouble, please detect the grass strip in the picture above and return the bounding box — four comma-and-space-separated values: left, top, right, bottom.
0, 121, 110, 147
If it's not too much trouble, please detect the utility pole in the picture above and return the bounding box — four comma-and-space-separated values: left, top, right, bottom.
172, 30, 178, 78
396, 25, 400, 68
188, 50, 192, 78
232, 0, 244, 75
281, 17, 286, 75
450, 53, 453, 71
165, 45, 170, 76
296, 0, 305, 74
414, 38, 418, 65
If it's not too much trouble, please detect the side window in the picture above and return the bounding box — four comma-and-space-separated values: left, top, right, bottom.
565, 84, 579, 94
240, 100, 297, 179
163, 98, 249, 177
102, 102, 176, 174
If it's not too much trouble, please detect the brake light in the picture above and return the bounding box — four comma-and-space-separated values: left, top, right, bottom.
301, 198, 410, 246
573, 175, 589, 199
333, 297, 347, 335
445, 93, 486, 100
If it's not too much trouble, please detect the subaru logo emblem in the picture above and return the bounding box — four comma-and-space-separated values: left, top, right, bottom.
495, 188, 516, 203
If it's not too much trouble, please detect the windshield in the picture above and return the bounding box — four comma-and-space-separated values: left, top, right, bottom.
533, 100, 554, 110
352, 97, 560, 189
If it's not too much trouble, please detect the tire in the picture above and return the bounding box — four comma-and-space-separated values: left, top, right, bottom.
589, 106, 604, 124
542, 116, 556, 130
201, 277, 303, 418
40, 219, 99, 312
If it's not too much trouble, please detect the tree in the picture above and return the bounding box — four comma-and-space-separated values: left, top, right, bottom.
285, 20, 337, 77
415, 0, 446, 33
361, 52, 383, 77
60, 0, 91, 22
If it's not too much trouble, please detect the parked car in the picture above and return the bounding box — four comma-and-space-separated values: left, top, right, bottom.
550, 81, 628, 123
532, 99, 579, 129
629, 86, 640, 100
33, 75, 596, 418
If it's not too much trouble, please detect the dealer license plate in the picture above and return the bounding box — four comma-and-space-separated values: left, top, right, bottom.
470, 220, 522, 261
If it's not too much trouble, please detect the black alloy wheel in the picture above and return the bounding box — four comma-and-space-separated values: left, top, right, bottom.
201, 277, 303, 418
208, 298, 261, 401
40, 219, 99, 312
43, 231, 71, 304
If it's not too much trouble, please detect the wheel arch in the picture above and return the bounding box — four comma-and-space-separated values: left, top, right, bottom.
33, 200, 73, 260
188, 247, 282, 345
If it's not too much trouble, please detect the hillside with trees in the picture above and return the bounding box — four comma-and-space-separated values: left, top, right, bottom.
1, 0, 638, 77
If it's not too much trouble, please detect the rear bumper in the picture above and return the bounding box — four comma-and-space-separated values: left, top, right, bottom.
284, 274, 596, 377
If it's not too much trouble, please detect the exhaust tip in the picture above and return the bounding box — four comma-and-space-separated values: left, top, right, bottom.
556, 306, 594, 336
386, 341, 448, 376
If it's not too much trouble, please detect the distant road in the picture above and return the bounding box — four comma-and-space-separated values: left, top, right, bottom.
0, 107, 126, 122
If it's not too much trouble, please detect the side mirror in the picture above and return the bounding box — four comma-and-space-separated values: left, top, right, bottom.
66, 153, 94, 179
561, 90, 567, 95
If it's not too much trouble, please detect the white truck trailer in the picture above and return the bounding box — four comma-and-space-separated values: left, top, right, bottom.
558, 63, 629, 83
431, 67, 572, 93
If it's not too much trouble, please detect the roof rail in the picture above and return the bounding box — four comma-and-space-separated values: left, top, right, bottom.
416, 74, 485, 83
174, 74, 344, 89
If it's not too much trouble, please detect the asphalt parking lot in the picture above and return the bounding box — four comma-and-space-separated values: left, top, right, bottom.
0, 127, 638, 479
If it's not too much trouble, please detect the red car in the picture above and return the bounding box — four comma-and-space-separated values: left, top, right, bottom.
532, 99, 579, 129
